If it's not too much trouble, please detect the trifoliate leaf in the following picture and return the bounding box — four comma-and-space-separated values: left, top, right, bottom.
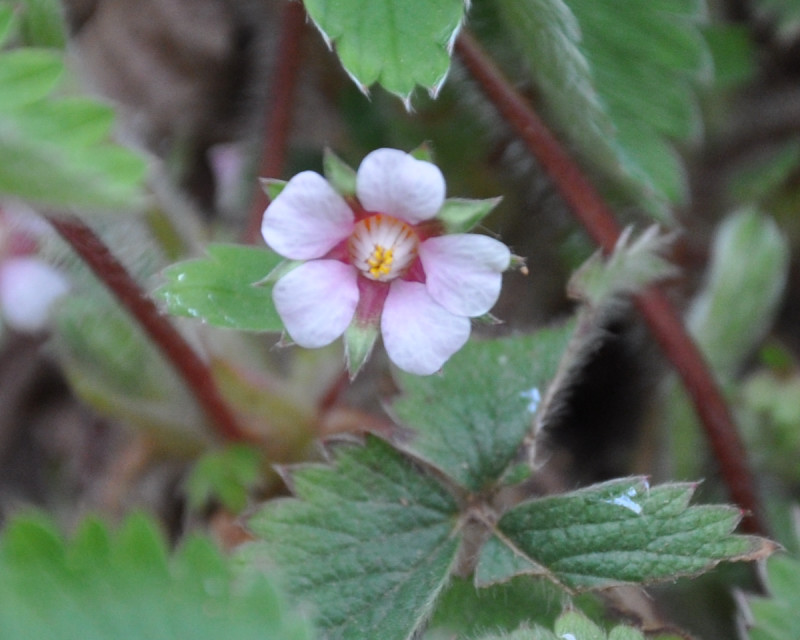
436, 197, 503, 233
476, 477, 775, 589
568, 226, 676, 307
0, 47, 146, 211
739, 553, 800, 640
391, 326, 574, 492
0, 514, 313, 640
243, 436, 461, 640
302, 0, 466, 102
157, 244, 285, 332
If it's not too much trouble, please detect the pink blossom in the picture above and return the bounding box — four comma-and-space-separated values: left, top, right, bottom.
261, 148, 510, 375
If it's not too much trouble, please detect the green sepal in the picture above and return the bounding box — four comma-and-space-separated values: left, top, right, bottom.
409, 142, 434, 163
259, 177, 287, 200
436, 197, 503, 233
323, 148, 357, 196
344, 317, 379, 379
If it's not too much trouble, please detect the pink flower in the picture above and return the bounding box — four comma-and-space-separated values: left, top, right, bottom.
261, 148, 510, 376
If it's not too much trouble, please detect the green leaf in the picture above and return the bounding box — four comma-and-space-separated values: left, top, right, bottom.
430, 575, 567, 636
392, 326, 574, 492
54, 293, 212, 454
15, 0, 67, 48
157, 244, 285, 332
302, 0, 466, 102
0, 4, 17, 46
436, 197, 503, 233
0, 47, 146, 210
740, 553, 800, 640
497, 0, 709, 221
687, 209, 790, 378
568, 226, 676, 307
476, 478, 774, 590
554, 610, 605, 640
185, 444, 263, 512
243, 435, 461, 640
0, 48, 62, 109
0, 514, 313, 640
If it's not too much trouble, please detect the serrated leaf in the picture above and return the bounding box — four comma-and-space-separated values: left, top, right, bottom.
740, 554, 800, 640
436, 197, 502, 233
568, 226, 676, 307
391, 326, 574, 492
476, 478, 774, 590
0, 47, 146, 210
474, 628, 559, 640
302, 0, 466, 101
0, 513, 313, 640
158, 244, 285, 332
497, 0, 709, 221
243, 436, 461, 640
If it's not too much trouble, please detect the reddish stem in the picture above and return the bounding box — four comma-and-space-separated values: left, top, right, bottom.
455, 32, 766, 534
47, 215, 251, 443
242, 0, 307, 244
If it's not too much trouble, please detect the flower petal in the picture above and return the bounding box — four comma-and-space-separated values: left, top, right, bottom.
273, 260, 358, 348
262, 171, 354, 260
419, 234, 511, 317
0, 257, 69, 333
381, 280, 470, 375
356, 149, 445, 224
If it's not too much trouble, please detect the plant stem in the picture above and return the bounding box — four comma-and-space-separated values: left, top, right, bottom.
455, 31, 766, 535
47, 215, 251, 443
242, 0, 307, 244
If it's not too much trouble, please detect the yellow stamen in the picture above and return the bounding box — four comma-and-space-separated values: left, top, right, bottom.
367, 246, 394, 278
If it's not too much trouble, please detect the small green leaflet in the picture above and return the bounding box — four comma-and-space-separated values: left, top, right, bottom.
0, 35, 146, 211
302, 0, 466, 102
392, 326, 574, 492
476, 477, 774, 590
740, 553, 800, 640
157, 244, 285, 332
0, 514, 312, 640
243, 436, 460, 640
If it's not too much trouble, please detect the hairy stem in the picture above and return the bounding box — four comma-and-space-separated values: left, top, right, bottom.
243, 0, 307, 244
48, 215, 251, 443
455, 31, 766, 534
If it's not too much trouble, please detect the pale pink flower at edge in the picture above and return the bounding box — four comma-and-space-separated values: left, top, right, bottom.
261, 148, 511, 376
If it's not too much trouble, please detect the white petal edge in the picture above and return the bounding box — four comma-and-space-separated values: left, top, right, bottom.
273, 260, 358, 348
262, 172, 354, 260
0, 257, 69, 333
356, 149, 446, 225
419, 234, 511, 317
381, 280, 470, 375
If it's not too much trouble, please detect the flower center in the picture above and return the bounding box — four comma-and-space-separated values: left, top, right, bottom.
348, 214, 419, 281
